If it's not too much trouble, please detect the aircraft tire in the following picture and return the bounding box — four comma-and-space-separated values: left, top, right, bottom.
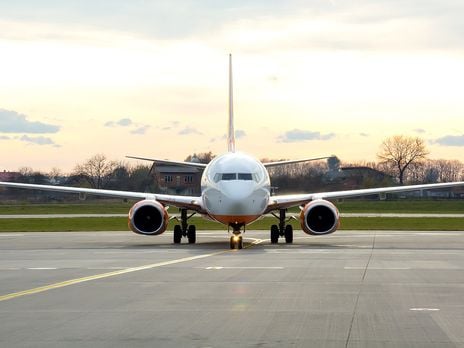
270, 225, 279, 244
238, 236, 243, 249
173, 225, 182, 244
230, 236, 236, 249
187, 225, 196, 244
284, 224, 293, 243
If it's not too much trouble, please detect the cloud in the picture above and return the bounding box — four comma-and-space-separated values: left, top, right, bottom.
161, 121, 180, 131
278, 129, 335, 143
178, 126, 203, 135
20, 135, 60, 147
104, 118, 133, 127
235, 129, 246, 139
131, 125, 150, 135
0, 135, 10, 140
0, 109, 59, 133
433, 135, 464, 146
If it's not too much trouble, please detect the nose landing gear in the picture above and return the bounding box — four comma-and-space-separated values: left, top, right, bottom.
230, 234, 243, 249
229, 223, 245, 249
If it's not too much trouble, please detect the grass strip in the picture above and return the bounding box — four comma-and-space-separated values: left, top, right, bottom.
1, 217, 463, 232
1, 200, 463, 215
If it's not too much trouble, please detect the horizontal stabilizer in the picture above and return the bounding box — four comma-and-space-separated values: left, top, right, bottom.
126, 156, 207, 169
263, 156, 332, 168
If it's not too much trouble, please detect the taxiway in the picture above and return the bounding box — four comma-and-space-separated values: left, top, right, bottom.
1, 230, 463, 347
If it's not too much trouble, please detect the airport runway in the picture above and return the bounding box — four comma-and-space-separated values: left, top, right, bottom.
0, 230, 463, 347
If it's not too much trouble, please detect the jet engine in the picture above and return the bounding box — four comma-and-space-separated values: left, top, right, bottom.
128, 200, 169, 235
300, 199, 340, 235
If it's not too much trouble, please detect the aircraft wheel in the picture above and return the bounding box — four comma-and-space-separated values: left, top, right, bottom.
230, 236, 235, 249
270, 225, 279, 244
284, 224, 293, 244
187, 225, 196, 244
238, 236, 243, 249
173, 225, 182, 244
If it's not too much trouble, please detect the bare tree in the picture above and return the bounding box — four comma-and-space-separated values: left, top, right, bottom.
73, 154, 120, 189
184, 152, 215, 164
377, 135, 429, 185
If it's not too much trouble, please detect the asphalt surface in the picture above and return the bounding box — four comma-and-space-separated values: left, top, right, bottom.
0, 230, 463, 348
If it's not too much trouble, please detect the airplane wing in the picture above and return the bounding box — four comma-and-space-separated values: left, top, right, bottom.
126, 156, 207, 169
0, 182, 205, 213
266, 181, 464, 212
263, 156, 332, 167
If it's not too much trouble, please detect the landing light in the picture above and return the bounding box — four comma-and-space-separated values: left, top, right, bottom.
233, 235, 240, 242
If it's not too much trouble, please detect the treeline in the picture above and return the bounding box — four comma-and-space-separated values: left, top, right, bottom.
2, 133, 464, 201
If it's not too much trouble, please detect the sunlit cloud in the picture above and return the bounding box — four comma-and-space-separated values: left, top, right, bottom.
20, 135, 59, 147
178, 127, 203, 135
104, 118, 133, 127
278, 129, 335, 143
433, 135, 464, 147
0, 109, 59, 133
131, 125, 150, 135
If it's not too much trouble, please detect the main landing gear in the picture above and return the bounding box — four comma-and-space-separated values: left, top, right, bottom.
173, 209, 196, 244
270, 209, 293, 244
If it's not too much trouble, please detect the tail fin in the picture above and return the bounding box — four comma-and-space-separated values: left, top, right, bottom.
228, 53, 235, 153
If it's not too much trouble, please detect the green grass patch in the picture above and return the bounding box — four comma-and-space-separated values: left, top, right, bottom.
1, 199, 463, 215
1, 216, 463, 232
289, 199, 464, 214
0, 202, 134, 215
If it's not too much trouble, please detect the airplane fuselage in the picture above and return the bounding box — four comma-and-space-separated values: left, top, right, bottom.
201, 152, 270, 227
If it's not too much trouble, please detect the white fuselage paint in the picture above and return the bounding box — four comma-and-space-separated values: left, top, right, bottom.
200, 152, 270, 226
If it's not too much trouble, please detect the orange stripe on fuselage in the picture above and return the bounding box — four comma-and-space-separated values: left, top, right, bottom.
209, 214, 261, 225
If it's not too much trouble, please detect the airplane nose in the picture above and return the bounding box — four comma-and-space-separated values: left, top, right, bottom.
221, 183, 254, 201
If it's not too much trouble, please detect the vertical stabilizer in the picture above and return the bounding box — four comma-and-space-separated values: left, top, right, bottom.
228, 53, 235, 153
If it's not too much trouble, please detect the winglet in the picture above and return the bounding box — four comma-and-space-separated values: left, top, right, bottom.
228, 53, 235, 153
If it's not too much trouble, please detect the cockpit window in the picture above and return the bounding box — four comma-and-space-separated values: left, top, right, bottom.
221, 173, 237, 181
238, 173, 253, 180
213, 172, 259, 183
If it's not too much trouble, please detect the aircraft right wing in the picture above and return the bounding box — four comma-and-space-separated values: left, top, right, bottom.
266, 181, 464, 212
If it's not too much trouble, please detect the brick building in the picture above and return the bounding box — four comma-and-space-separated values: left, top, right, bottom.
154, 165, 202, 195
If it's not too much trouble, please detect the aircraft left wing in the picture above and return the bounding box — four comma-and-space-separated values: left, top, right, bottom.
0, 182, 205, 213
266, 181, 464, 212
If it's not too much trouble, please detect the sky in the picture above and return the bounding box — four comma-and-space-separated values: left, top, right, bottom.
1, 0, 464, 173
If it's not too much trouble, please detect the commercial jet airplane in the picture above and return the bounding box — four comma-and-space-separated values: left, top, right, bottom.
1, 55, 464, 249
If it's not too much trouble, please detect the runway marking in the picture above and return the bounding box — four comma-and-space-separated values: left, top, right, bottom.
0, 238, 264, 303
344, 267, 411, 270
204, 266, 284, 270
410, 308, 440, 311
28, 267, 57, 270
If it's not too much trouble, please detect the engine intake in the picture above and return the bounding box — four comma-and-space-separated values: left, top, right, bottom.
300, 199, 340, 235
128, 200, 169, 235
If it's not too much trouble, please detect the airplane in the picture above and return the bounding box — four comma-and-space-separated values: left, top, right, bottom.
1, 54, 464, 249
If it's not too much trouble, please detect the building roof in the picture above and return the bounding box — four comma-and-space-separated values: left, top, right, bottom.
154, 165, 202, 174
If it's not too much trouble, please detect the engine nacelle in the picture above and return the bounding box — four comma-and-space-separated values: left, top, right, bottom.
128, 200, 169, 235
300, 199, 340, 235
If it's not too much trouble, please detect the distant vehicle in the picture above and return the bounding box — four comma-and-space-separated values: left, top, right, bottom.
2, 55, 464, 249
